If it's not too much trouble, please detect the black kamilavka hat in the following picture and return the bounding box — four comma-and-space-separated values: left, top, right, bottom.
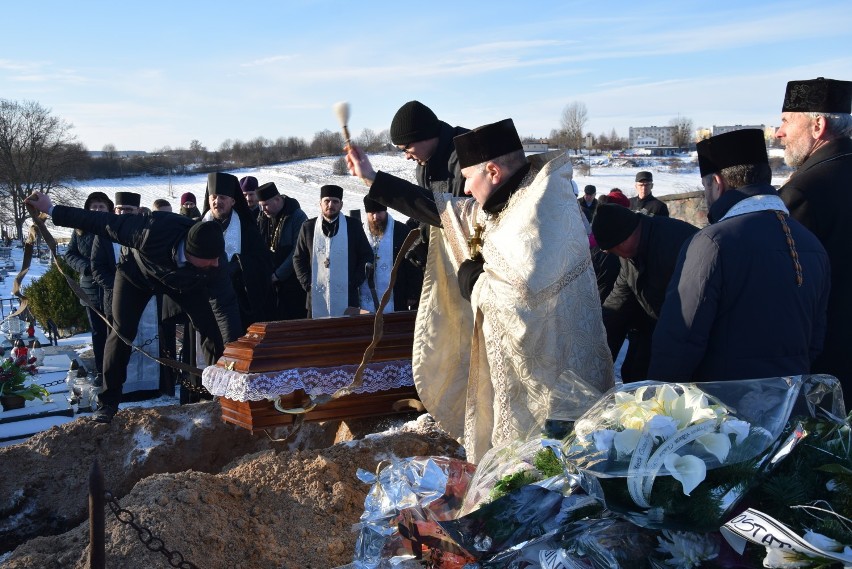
454, 118, 523, 170
256, 182, 280, 202
697, 129, 768, 177
320, 185, 344, 199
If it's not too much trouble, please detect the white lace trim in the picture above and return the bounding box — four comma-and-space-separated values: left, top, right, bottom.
719, 194, 789, 222
201, 360, 413, 402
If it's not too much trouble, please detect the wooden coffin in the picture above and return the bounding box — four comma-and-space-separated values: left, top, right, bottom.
205, 311, 421, 432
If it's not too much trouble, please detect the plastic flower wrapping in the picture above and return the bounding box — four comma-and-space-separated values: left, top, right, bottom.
349, 375, 850, 568
562, 377, 812, 532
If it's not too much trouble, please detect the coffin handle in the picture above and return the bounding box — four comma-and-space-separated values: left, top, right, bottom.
272, 395, 317, 415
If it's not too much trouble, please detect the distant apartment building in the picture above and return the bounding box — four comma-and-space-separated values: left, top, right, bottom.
629, 126, 677, 148
522, 142, 549, 153
711, 124, 766, 136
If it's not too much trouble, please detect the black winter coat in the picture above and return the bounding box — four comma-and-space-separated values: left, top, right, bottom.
602, 215, 699, 358
779, 137, 852, 396
90, 234, 119, 318
630, 194, 669, 217
65, 230, 102, 308
52, 206, 242, 344
650, 184, 830, 382
292, 215, 373, 315
260, 196, 308, 283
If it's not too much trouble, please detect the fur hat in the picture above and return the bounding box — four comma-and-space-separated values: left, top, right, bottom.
454, 118, 523, 169
390, 101, 441, 146
592, 204, 641, 251
782, 77, 852, 113
185, 221, 224, 260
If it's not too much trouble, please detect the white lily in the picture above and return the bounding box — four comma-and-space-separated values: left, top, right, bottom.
663, 453, 707, 496
646, 414, 678, 442
696, 432, 731, 463
614, 428, 642, 456
721, 419, 751, 445
592, 429, 616, 452
669, 385, 718, 429
762, 547, 810, 567
655, 384, 679, 415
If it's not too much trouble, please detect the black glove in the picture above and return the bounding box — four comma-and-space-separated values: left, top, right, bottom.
457, 258, 485, 301
404, 235, 429, 269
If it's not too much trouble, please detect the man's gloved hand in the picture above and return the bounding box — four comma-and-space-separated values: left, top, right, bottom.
457, 258, 484, 301
405, 235, 428, 269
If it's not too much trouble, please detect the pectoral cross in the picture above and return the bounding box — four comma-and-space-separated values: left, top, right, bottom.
468, 223, 485, 260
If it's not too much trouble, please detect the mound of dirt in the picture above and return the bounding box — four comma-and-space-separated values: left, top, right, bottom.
1, 403, 462, 568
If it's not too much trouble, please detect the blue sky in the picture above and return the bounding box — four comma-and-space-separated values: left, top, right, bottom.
2, 0, 851, 152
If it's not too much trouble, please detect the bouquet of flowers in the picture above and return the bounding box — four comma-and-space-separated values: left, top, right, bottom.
562, 377, 808, 532
0, 354, 46, 402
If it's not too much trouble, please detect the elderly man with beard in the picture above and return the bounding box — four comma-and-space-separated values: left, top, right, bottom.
26, 191, 241, 424
776, 77, 852, 401
293, 185, 372, 318
256, 181, 308, 320
347, 118, 614, 462
359, 197, 422, 312
201, 172, 272, 328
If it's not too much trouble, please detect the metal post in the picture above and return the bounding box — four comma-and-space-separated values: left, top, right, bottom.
89, 459, 105, 569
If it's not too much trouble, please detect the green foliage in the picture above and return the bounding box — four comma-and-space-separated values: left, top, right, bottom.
22, 258, 88, 333
488, 448, 563, 502
0, 355, 49, 400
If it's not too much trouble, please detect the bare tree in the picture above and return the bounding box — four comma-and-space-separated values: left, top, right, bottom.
0, 100, 87, 241
560, 102, 588, 154
670, 116, 695, 150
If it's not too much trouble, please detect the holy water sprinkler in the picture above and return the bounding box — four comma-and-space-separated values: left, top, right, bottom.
333, 101, 351, 146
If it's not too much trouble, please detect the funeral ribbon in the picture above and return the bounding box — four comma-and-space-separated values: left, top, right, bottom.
721, 508, 852, 566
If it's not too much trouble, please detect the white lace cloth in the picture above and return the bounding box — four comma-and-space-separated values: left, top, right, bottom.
201, 360, 413, 402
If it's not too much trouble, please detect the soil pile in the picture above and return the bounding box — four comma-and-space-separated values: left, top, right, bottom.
0, 403, 462, 568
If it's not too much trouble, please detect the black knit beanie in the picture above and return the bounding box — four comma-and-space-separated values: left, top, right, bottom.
185, 220, 224, 260
592, 204, 641, 251
390, 101, 440, 145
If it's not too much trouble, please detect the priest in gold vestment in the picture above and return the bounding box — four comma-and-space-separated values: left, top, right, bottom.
347, 118, 614, 462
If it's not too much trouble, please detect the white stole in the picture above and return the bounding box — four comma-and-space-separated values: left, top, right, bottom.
359, 215, 395, 312
310, 215, 349, 318
202, 211, 242, 260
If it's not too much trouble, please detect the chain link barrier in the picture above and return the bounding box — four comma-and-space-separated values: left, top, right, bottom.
105, 491, 201, 569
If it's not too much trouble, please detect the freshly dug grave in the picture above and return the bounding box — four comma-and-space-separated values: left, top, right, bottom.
1, 404, 462, 568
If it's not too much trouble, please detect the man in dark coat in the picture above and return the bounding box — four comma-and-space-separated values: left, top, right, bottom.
776, 77, 852, 400
64, 191, 113, 384
200, 172, 272, 328
257, 182, 308, 320
650, 129, 830, 382
578, 184, 598, 222
370, 101, 469, 269
27, 191, 242, 424
91, 191, 141, 319
293, 185, 372, 318
630, 171, 669, 216
359, 197, 422, 312
592, 204, 699, 381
